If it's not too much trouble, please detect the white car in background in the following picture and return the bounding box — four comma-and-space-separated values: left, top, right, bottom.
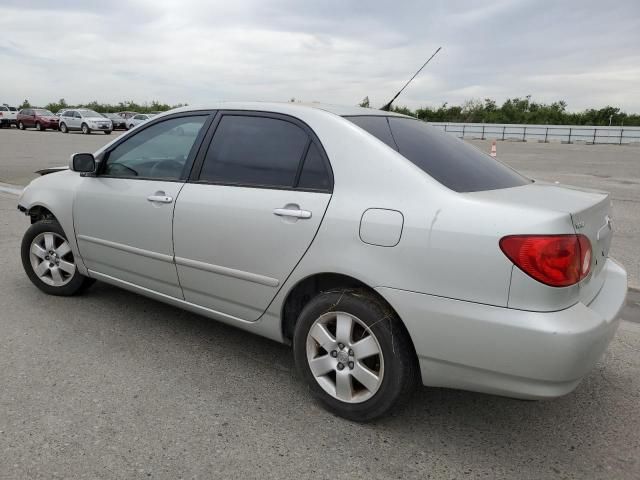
0, 105, 18, 127
127, 113, 155, 130
58, 109, 112, 135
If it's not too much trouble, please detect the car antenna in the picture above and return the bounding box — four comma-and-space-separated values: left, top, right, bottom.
380, 46, 442, 112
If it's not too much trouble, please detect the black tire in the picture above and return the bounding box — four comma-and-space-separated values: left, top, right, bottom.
104, 130, 112, 135
18, 121, 25, 130
293, 289, 419, 422
36, 122, 44, 131
81, 123, 90, 134
60, 122, 68, 133
21, 219, 95, 296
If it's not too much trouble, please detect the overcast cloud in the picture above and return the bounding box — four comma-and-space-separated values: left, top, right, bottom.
1, 0, 639, 111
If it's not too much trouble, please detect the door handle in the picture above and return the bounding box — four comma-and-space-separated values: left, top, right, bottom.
273, 208, 312, 219
147, 194, 173, 203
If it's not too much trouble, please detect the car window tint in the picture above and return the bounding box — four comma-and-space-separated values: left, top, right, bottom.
345, 116, 530, 193
199, 115, 309, 188
103, 116, 207, 180
346, 116, 398, 149
297, 143, 331, 191
0, 107, 7, 111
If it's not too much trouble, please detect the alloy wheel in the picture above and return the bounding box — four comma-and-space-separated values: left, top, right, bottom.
29, 232, 76, 287
306, 311, 384, 403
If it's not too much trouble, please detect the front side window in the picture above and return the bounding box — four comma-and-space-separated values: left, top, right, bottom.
345, 116, 530, 193
199, 115, 309, 188
103, 115, 208, 180
79, 110, 101, 118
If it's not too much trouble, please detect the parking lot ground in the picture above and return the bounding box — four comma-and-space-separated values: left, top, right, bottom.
1, 190, 640, 478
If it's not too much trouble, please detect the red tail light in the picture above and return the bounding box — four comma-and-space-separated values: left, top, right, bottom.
499, 234, 591, 287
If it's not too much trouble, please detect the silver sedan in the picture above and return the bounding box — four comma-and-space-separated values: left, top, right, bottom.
17, 103, 627, 421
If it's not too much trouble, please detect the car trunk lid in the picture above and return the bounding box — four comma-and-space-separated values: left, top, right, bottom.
468, 182, 613, 305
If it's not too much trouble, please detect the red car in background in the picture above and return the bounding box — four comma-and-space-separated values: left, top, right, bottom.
17, 108, 59, 131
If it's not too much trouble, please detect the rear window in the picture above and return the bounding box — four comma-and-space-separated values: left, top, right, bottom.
345, 116, 530, 193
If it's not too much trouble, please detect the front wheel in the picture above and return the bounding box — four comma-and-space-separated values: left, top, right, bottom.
18, 121, 25, 130
59, 122, 68, 133
21, 219, 94, 296
81, 123, 90, 134
36, 122, 44, 131
104, 130, 112, 135
293, 290, 419, 422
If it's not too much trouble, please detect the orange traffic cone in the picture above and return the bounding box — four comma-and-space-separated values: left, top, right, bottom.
490, 140, 497, 158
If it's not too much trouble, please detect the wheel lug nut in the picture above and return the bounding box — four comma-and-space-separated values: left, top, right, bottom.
348, 349, 354, 356
330, 350, 337, 358
337, 363, 344, 371
348, 361, 354, 369
338, 343, 344, 350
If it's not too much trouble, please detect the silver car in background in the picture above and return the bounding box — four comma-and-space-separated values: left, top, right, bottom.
58, 109, 112, 135
127, 113, 155, 130
17, 103, 627, 421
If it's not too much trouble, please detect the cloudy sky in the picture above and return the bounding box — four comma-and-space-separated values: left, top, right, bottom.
1, 0, 639, 111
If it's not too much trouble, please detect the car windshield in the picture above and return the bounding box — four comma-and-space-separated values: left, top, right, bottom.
345, 115, 531, 193
79, 110, 102, 118
34, 109, 54, 116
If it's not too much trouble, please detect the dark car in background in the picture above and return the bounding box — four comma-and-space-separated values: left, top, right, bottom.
102, 113, 127, 130
17, 109, 59, 131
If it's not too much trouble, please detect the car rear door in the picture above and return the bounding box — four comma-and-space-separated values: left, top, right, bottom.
172, 111, 333, 321
73, 112, 212, 297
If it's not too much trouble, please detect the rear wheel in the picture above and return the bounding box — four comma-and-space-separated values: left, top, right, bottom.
104, 130, 112, 135
81, 123, 90, 134
293, 290, 418, 422
59, 122, 68, 133
21, 219, 94, 296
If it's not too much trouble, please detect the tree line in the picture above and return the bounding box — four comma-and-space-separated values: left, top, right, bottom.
360, 95, 640, 126
16, 95, 640, 126
17, 99, 186, 114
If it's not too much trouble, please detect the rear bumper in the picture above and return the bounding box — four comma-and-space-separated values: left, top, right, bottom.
376, 258, 627, 399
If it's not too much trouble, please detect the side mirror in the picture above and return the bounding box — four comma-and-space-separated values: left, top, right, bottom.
71, 153, 96, 174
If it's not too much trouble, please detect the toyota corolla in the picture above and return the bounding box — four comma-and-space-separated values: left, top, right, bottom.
17, 103, 627, 421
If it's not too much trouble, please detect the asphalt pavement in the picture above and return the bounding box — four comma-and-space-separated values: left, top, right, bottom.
1, 129, 639, 479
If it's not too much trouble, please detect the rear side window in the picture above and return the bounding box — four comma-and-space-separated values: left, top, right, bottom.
345, 116, 530, 193
0, 107, 7, 111
297, 143, 331, 191
199, 115, 309, 188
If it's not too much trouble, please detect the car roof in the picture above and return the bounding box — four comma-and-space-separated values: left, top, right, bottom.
168, 102, 409, 118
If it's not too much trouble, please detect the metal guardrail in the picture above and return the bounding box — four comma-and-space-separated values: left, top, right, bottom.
430, 122, 640, 145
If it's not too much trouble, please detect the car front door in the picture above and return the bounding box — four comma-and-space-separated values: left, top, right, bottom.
63, 110, 78, 130
73, 113, 211, 297
172, 112, 333, 321
24, 109, 35, 127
